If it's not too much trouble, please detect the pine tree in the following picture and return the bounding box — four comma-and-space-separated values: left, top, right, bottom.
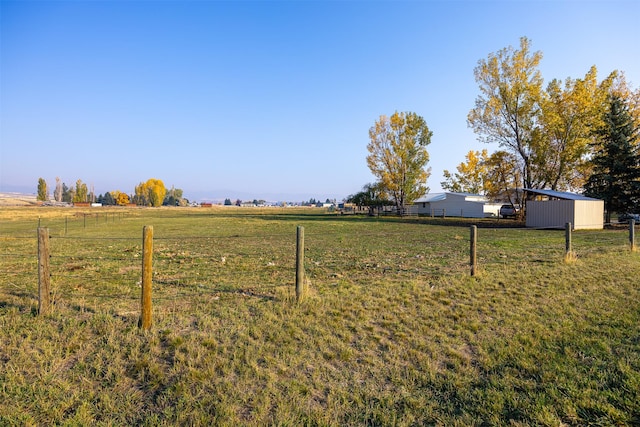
584, 95, 640, 222
61, 183, 73, 203
102, 192, 115, 206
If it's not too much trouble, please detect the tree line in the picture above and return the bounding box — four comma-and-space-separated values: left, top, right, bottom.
350, 37, 639, 218
37, 178, 188, 207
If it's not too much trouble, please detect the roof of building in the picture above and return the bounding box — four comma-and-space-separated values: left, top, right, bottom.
414, 193, 447, 203
524, 188, 601, 201
414, 192, 488, 203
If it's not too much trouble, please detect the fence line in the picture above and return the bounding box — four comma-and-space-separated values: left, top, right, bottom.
8, 224, 637, 255
2, 222, 637, 328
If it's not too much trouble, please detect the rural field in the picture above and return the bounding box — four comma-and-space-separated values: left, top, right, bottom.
1, 206, 639, 426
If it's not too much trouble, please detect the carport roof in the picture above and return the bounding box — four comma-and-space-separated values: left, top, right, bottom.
524, 189, 601, 201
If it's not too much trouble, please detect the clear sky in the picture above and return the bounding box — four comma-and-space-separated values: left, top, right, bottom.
1, 0, 639, 202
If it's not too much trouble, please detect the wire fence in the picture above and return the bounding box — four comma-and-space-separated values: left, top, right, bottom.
1, 218, 637, 326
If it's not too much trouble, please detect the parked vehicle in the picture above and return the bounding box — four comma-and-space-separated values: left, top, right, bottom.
618, 213, 640, 223
499, 204, 521, 219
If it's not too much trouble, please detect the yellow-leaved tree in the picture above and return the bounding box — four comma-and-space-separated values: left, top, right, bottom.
134, 179, 166, 207
111, 191, 130, 206
441, 149, 495, 195
536, 66, 614, 191
484, 150, 524, 206
467, 37, 543, 192
367, 111, 432, 215
73, 179, 88, 203
608, 71, 640, 129
37, 178, 48, 201
468, 37, 617, 193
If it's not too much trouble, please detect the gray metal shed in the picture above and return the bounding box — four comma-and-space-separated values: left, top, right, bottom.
525, 189, 604, 230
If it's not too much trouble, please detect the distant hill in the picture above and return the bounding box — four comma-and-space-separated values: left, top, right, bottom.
0, 192, 39, 206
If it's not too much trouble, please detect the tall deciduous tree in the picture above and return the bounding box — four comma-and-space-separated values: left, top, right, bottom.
37, 178, 48, 201
163, 187, 186, 206
608, 71, 640, 130
73, 179, 88, 203
113, 191, 130, 206
54, 177, 63, 202
536, 67, 613, 191
467, 37, 543, 192
584, 95, 640, 222
441, 149, 494, 195
484, 150, 525, 206
468, 37, 618, 194
367, 111, 432, 215
134, 179, 166, 207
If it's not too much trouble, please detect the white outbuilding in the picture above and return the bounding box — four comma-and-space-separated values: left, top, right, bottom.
524, 189, 604, 230
412, 192, 502, 218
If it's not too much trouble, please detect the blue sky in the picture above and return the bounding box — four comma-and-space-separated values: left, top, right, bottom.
1, 0, 639, 202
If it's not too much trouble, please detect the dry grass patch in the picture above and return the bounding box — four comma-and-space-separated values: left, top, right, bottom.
1, 208, 639, 425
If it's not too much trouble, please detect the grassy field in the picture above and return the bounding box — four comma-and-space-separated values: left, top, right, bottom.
1, 206, 639, 426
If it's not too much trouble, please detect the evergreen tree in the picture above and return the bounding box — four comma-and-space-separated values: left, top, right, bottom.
584, 95, 640, 222
102, 192, 116, 205
61, 183, 73, 203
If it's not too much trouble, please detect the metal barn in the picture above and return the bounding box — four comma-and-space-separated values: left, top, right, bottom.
412, 192, 501, 218
525, 189, 604, 230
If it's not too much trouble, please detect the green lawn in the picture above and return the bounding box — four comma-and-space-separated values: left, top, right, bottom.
1, 207, 639, 425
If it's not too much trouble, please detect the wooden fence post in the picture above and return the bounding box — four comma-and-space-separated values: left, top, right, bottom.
296, 226, 305, 302
37, 227, 51, 315
139, 226, 153, 330
470, 225, 477, 276
630, 219, 636, 251
564, 222, 576, 262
